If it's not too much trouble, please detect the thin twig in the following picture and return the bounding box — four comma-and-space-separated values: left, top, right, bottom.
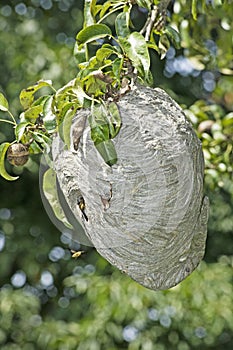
140, 0, 172, 42
144, 5, 158, 42
0, 119, 16, 125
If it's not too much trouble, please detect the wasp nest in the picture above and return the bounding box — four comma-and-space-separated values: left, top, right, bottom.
51, 85, 209, 291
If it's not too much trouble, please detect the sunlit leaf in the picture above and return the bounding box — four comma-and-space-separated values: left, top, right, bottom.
42, 168, 72, 229
84, 0, 95, 27
158, 34, 170, 59
73, 42, 86, 66
15, 122, 32, 142
24, 105, 43, 121
43, 96, 57, 133
0, 92, 9, 111
20, 80, 53, 110
119, 32, 150, 78
78, 56, 98, 72
55, 80, 78, 123
0, 143, 19, 181
115, 12, 130, 38
32, 95, 50, 107
84, 74, 107, 97
102, 43, 121, 53
147, 41, 159, 52
56, 102, 74, 126
92, 4, 102, 17
56, 79, 76, 97
99, 1, 112, 19
61, 107, 77, 149
72, 85, 94, 105
76, 24, 112, 46
96, 47, 117, 62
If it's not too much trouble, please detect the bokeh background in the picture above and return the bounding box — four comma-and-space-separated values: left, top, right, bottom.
0, 1, 233, 349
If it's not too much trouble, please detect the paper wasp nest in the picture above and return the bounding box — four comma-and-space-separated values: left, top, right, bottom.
50, 85, 209, 291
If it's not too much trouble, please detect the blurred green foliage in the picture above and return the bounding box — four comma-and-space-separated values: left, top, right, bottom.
1, 260, 233, 349
0, 0, 233, 349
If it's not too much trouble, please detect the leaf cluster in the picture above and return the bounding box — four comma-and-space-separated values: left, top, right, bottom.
0, 0, 181, 179
185, 100, 233, 187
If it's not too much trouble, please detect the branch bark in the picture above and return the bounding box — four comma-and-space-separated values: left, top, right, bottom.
140, 0, 172, 41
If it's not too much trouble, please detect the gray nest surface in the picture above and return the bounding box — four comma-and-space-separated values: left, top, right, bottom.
51, 85, 209, 291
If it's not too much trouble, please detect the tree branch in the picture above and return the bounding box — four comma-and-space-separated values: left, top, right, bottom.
140, 0, 172, 41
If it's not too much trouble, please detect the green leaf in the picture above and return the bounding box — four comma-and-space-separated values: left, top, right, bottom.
119, 32, 151, 78
84, 74, 107, 97
32, 132, 51, 145
144, 70, 153, 86
42, 168, 72, 229
76, 24, 112, 46
95, 139, 118, 166
158, 34, 170, 59
96, 47, 116, 62
20, 80, 53, 110
24, 105, 43, 121
0, 92, 9, 111
29, 140, 43, 154
31, 132, 51, 153
112, 57, 124, 81
102, 43, 121, 53
31, 95, 50, 107
56, 102, 74, 126
15, 122, 32, 142
89, 102, 121, 166
84, 0, 95, 27
72, 85, 94, 105
55, 79, 88, 108
92, 4, 102, 17
0, 143, 19, 181
55, 80, 79, 123
56, 79, 75, 97
107, 102, 122, 139
147, 41, 159, 52
99, 1, 112, 19
73, 42, 87, 66
43, 96, 57, 132
91, 102, 108, 127
115, 12, 130, 38
89, 103, 110, 144
61, 107, 77, 149
192, 0, 198, 20
90, 123, 110, 145
165, 25, 181, 49
135, 0, 152, 10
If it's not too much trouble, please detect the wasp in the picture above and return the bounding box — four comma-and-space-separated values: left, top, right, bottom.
77, 195, 88, 221
70, 250, 85, 259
